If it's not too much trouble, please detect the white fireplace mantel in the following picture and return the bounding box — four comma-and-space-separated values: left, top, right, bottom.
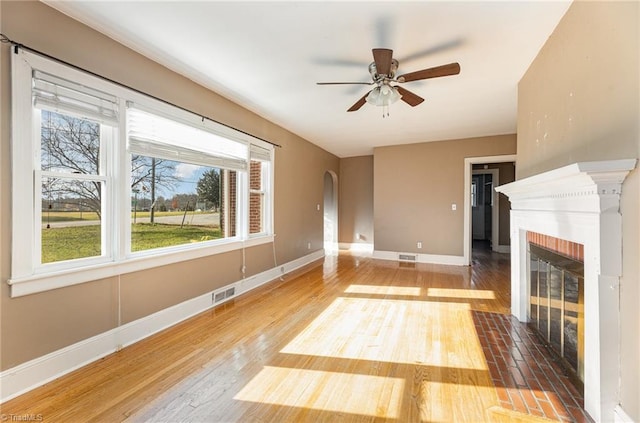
496, 159, 636, 213
495, 159, 636, 423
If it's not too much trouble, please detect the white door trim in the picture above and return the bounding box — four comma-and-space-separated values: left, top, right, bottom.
463, 154, 516, 265
323, 170, 339, 253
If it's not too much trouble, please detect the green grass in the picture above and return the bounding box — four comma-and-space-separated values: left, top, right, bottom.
42, 225, 102, 263
131, 223, 222, 252
42, 211, 101, 223
41, 210, 210, 223
130, 211, 190, 219
41, 223, 222, 263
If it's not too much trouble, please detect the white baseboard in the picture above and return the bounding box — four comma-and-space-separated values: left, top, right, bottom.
372, 250, 467, 266
0, 249, 324, 404
495, 244, 511, 254
614, 405, 635, 423
237, 249, 324, 295
338, 242, 374, 253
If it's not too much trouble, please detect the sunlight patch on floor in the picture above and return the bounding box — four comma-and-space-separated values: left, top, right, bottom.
280, 297, 486, 370
418, 379, 499, 422
427, 287, 496, 300
345, 284, 422, 296
234, 366, 404, 418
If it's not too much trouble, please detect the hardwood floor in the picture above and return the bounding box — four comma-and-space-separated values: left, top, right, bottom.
1, 248, 589, 422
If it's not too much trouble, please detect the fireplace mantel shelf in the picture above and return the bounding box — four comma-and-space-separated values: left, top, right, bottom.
496, 159, 637, 202
495, 159, 636, 213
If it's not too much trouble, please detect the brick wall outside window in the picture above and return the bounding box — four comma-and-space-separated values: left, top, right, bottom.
249, 161, 263, 234
219, 162, 264, 237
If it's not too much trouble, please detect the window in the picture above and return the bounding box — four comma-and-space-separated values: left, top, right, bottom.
40, 110, 112, 264
129, 156, 237, 252
9, 49, 274, 296
126, 105, 250, 254
249, 145, 272, 235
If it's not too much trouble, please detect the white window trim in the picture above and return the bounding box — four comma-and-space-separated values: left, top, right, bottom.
248, 159, 272, 237
9, 49, 275, 298
248, 143, 274, 237
36, 118, 116, 271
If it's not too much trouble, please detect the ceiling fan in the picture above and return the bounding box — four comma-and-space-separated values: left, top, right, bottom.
317, 48, 460, 114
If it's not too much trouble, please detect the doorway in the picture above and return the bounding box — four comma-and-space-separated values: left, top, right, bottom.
463, 155, 516, 265
471, 169, 499, 251
323, 171, 338, 254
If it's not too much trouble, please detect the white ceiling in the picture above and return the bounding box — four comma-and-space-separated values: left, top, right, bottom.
45, 1, 572, 158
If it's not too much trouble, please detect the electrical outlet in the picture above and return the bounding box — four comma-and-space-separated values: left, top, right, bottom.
451, 203, 457, 211
417, 241, 422, 249
307, 242, 311, 249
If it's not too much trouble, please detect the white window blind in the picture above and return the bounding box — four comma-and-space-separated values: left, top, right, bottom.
250, 144, 272, 162
32, 70, 119, 125
127, 106, 248, 171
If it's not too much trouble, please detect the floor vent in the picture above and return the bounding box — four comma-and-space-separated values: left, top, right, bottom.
213, 286, 236, 304
398, 253, 417, 262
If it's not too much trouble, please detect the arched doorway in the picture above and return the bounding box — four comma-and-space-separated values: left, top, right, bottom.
323, 171, 338, 254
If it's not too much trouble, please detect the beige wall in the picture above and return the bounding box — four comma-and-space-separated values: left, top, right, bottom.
339, 156, 374, 245
374, 135, 516, 256
495, 162, 515, 246
0, 1, 339, 370
518, 1, 639, 419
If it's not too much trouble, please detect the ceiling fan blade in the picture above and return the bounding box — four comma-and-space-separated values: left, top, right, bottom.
347, 91, 371, 112
313, 58, 369, 67
397, 62, 461, 83
372, 48, 393, 76
317, 82, 374, 85
397, 39, 463, 64
374, 16, 394, 47
396, 86, 424, 107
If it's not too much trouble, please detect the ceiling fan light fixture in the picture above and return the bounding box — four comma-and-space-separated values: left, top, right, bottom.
365, 85, 401, 107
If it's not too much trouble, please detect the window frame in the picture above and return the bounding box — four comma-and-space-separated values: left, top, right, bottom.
248, 158, 273, 237
36, 109, 116, 269
124, 153, 242, 258
9, 49, 275, 297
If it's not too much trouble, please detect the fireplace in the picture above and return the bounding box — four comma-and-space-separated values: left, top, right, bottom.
495, 159, 636, 422
528, 234, 584, 384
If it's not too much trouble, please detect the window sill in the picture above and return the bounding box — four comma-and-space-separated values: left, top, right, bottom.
7, 235, 275, 298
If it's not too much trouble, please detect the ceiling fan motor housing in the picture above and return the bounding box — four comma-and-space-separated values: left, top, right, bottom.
369, 59, 399, 81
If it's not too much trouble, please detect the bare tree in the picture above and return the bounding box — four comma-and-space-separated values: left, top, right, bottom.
170, 193, 199, 211
131, 156, 181, 223
41, 111, 180, 222
41, 112, 103, 217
